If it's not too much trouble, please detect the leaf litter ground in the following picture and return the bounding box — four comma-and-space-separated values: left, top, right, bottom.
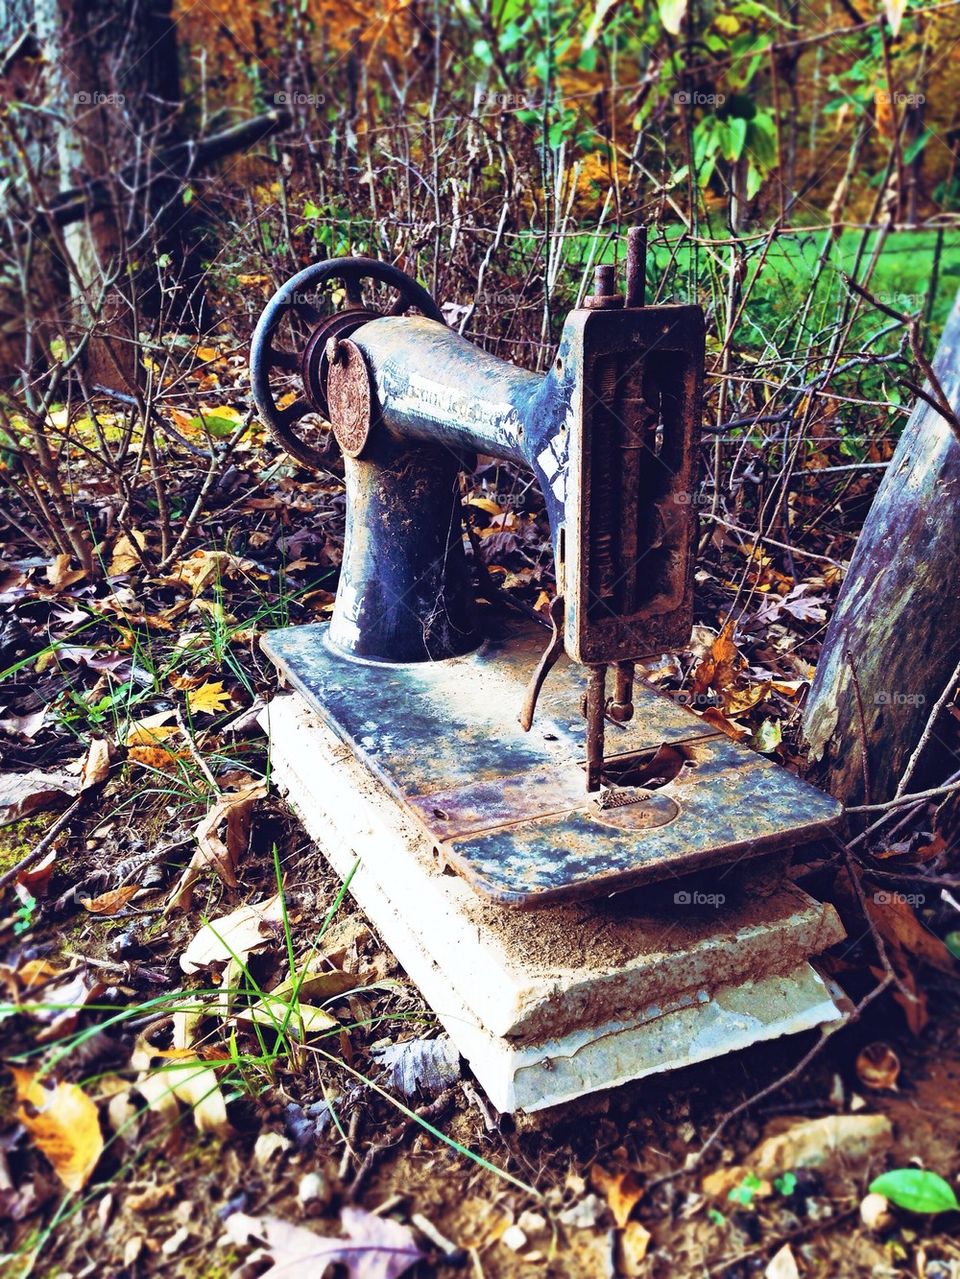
2, 404, 960, 1277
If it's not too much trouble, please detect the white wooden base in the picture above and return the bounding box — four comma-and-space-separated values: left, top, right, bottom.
263, 694, 847, 1113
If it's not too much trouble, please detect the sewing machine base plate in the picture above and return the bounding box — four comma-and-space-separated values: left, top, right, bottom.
262, 694, 848, 1112
262, 618, 842, 908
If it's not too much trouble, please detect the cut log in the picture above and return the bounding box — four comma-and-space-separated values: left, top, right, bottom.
803, 291, 960, 807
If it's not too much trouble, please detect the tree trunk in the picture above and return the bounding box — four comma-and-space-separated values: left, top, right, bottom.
803, 292, 960, 807
33, 0, 186, 391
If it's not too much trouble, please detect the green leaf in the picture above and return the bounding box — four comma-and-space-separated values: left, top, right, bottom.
752, 718, 782, 753
869, 1169, 960, 1215
302, 200, 322, 219
946, 931, 960, 960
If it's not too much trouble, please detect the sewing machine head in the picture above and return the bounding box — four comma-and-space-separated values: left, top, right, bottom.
251, 229, 840, 907
252, 229, 704, 792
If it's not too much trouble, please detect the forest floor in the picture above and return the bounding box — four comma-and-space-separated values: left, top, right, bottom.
2, 292, 960, 1278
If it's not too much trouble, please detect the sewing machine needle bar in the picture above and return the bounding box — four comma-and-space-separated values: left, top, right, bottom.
585, 663, 608, 791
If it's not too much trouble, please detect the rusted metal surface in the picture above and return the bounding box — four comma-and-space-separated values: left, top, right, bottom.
250, 257, 445, 470
252, 238, 843, 911
326, 337, 374, 458
263, 616, 843, 909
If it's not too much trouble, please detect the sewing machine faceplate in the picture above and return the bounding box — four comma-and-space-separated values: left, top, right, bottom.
263, 616, 842, 909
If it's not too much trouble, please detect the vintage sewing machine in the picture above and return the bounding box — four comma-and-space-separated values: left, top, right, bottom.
250, 230, 847, 1111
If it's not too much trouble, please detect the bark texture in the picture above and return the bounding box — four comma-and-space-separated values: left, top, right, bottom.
803, 291, 960, 806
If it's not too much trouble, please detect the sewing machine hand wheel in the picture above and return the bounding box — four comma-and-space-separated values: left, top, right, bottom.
250, 257, 445, 469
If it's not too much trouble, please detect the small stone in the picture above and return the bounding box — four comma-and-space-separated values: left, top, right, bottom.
254, 1131, 292, 1166
161, 1226, 189, 1257
559, 1194, 605, 1229
501, 1224, 527, 1252
297, 1170, 330, 1214
860, 1192, 894, 1232
517, 1210, 548, 1237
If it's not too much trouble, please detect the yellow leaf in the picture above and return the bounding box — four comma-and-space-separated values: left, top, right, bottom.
188, 681, 231, 715
10, 1067, 103, 1192
124, 711, 178, 747
465, 496, 504, 516
128, 744, 182, 771
194, 345, 220, 362
236, 994, 339, 1038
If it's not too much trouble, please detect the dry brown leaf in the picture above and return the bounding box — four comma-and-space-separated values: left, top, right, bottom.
108, 530, 147, 576
766, 1244, 799, 1279
699, 706, 751, 740
123, 710, 177, 748
617, 1221, 652, 1276
167, 780, 267, 910
81, 884, 141, 915
236, 994, 339, 1038
179, 894, 284, 973
590, 1165, 645, 1228
187, 681, 231, 715
864, 892, 955, 975
46, 554, 87, 591
135, 1055, 230, 1136
80, 738, 114, 790
10, 1067, 103, 1192
16, 848, 57, 897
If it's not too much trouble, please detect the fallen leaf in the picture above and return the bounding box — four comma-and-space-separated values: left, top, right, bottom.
748, 1114, 893, 1177
123, 710, 178, 748
81, 884, 141, 915
236, 993, 339, 1038
79, 738, 114, 790
46, 554, 87, 591
167, 779, 267, 910
136, 1055, 230, 1137
10, 1067, 103, 1192
0, 769, 78, 824
699, 706, 751, 740
372, 1035, 460, 1100
865, 891, 955, 975
590, 1165, 645, 1228
108, 531, 147, 576
187, 681, 231, 715
16, 848, 57, 897
171, 549, 258, 596
224, 1206, 424, 1279
617, 1220, 652, 1276
269, 967, 359, 1005
180, 894, 284, 973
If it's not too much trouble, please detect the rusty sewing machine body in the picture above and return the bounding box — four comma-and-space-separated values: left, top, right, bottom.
250, 229, 841, 909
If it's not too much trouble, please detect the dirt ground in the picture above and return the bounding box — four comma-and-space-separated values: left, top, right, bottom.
4, 773, 960, 1279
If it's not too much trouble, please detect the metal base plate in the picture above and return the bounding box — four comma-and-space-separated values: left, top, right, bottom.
262, 618, 842, 908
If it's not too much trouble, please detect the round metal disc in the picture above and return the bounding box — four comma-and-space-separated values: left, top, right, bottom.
326, 340, 375, 458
